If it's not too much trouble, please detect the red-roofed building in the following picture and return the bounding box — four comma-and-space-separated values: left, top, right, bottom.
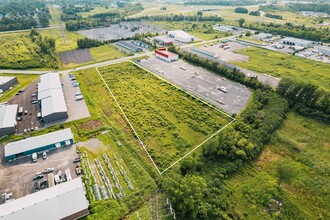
155, 48, 179, 62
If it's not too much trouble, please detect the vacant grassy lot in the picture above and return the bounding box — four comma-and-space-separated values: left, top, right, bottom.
98, 62, 231, 172
0, 74, 39, 102
154, 21, 230, 40
226, 112, 330, 219
60, 45, 127, 69
0, 33, 56, 69
232, 47, 330, 91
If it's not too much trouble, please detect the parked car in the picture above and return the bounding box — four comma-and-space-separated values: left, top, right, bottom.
73, 158, 80, 163
33, 174, 44, 180
31, 93, 37, 97
42, 152, 47, 159
17, 117, 22, 121
72, 82, 79, 87
32, 100, 39, 104
218, 86, 228, 93
43, 168, 54, 174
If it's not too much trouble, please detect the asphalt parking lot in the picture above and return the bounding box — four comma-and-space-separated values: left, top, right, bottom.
139, 57, 251, 114
0, 144, 79, 202
45, 71, 91, 127
8, 79, 42, 134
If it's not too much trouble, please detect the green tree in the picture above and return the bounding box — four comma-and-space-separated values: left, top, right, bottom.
238, 18, 245, 27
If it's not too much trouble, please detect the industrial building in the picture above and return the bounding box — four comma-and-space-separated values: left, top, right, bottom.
116, 41, 143, 53
280, 37, 314, 47
153, 36, 173, 46
155, 48, 179, 62
0, 104, 17, 137
167, 30, 196, 43
4, 128, 74, 160
253, 33, 273, 41
38, 73, 68, 123
131, 40, 150, 49
0, 177, 89, 220
0, 76, 18, 93
317, 46, 330, 56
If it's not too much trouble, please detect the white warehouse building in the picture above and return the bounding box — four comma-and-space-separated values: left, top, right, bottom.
0, 104, 17, 137
38, 73, 68, 123
167, 30, 196, 43
0, 177, 89, 220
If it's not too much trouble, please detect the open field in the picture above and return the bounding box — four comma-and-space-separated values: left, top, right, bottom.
0, 74, 39, 103
60, 45, 127, 69
0, 33, 56, 69
225, 112, 330, 219
232, 47, 330, 91
154, 21, 230, 40
98, 62, 232, 172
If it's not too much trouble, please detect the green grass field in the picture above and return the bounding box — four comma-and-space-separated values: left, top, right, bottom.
0, 74, 39, 102
98, 62, 231, 172
154, 21, 230, 40
226, 112, 330, 219
232, 47, 330, 91
0, 33, 56, 69
60, 45, 127, 69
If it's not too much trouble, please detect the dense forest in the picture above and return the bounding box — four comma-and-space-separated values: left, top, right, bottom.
77, 38, 104, 48
0, 0, 50, 31
185, 0, 267, 6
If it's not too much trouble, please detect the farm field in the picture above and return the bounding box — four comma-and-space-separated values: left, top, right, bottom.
98, 62, 232, 172
232, 47, 330, 91
0, 33, 57, 69
225, 112, 330, 219
0, 74, 39, 102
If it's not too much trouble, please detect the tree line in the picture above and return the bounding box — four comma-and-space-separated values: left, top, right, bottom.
245, 22, 330, 42
265, 13, 283, 20
77, 38, 104, 49
184, 0, 267, 6
125, 14, 224, 22
260, 3, 330, 14
277, 78, 330, 122
168, 46, 264, 90
161, 88, 289, 219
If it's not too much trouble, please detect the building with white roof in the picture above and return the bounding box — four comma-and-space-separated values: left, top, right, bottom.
280, 37, 314, 47
0, 104, 17, 137
0, 177, 89, 220
4, 128, 73, 160
167, 30, 196, 43
0, 76, 18, 93
38, 73, 68, 123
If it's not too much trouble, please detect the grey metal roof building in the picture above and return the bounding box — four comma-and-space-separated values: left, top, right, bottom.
4, 128, 74, 160
38, 73, 68, 123
0, 76, 18, 93
280, 37, 314, 47
0, 177, 89, 220
116, 41, 143, 53
0, 104, 17, 137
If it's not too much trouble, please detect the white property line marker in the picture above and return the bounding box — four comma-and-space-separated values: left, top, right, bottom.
96, 61, 235, 175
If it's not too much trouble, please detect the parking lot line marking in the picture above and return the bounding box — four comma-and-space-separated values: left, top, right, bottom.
96, 60, 235, 174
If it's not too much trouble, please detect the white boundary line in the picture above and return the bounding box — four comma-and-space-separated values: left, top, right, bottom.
96, 60, 235, 174
95, 67, 162, 174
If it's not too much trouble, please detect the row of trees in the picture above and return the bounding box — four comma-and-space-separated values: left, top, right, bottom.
265, 13, 283, 20
234, 7, 248, 14
125, 14, 224, 22
185, 0, 267, 6
77, 38, 104, 49
277, 78, 330, 122
245, 22, 330, 42
0, 0, 50, 31
260, 3, 330, 14
168, 46, 264, 90
161, 89, 289, 219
